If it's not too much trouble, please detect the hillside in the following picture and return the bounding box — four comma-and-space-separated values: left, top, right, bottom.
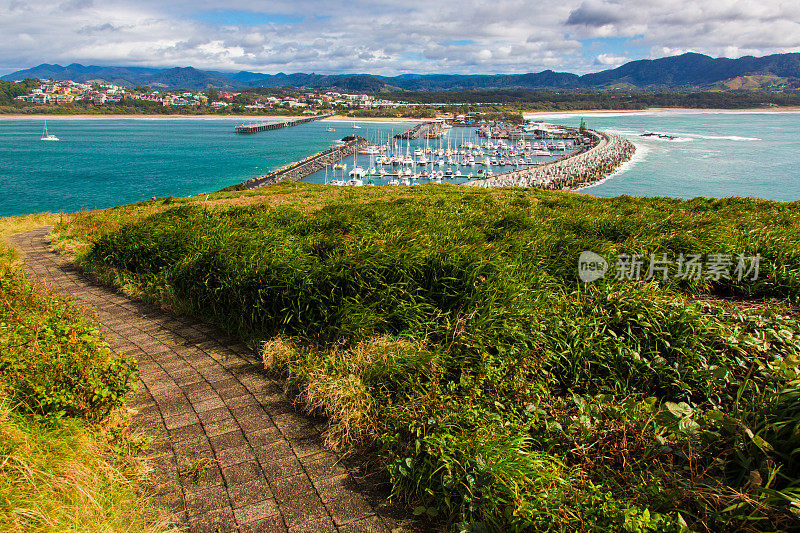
52, 182, 800, 532
4, 52, 800, 92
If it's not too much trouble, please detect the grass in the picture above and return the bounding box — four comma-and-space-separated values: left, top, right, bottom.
0, 402, 170, 532
55, 182, 800, 531
0, 216, 172, 532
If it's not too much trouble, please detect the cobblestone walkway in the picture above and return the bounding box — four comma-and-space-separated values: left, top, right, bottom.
13, 227, 408, 533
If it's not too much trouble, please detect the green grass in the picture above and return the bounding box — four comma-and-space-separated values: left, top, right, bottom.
0, 218, 171, 532
60, 183, 800, 531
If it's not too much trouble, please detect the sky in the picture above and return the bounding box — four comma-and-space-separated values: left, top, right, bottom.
2, 0, 800, 76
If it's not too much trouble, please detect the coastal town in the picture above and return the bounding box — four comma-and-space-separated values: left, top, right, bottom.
12, 78, 406, 112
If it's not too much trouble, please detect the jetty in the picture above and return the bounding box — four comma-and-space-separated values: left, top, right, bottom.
465, 130, 635, 191
395, 122, 436, 140
235, 113, 332, 134
243, 136, 369, 189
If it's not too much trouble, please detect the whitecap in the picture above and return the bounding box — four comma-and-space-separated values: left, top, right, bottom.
681, 133, 761, 141
578, 140, 650, 192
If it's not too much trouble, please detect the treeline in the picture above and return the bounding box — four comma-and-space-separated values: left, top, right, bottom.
382, 89, 800, 109
0, 79, 39, 105
348, 107, 437, 119
0, 99, 309, 116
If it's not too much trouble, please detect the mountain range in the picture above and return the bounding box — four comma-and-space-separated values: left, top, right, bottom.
4, 52, 800, 92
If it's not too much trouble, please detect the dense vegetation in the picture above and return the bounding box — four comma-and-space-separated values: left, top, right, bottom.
0, 217, 166, 532
0, 79, 38, 105
0, 98, 311, 116
388, 89, 800, 109
66, 184, 800, 531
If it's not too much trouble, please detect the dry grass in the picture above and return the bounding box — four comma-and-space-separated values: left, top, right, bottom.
263, 336, 425, 450
0, 213, 60, 261
0, 400, 175, 533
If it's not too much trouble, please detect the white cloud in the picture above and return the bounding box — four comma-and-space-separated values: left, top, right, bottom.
0, 0, 799, 75
595, 53, 629, 66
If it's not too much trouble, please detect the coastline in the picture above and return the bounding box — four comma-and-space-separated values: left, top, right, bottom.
0, 113, 423, 122
4, 106, 799, 121
573, 139, 649, 193
522, 106, 800, 117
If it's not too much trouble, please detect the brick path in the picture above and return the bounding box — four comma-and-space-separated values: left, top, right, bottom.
12, 228, 411, 533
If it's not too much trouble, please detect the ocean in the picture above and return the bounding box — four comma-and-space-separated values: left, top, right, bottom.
525, 110, 800, 201
0, 117, 391, 217
1, 111, 799, 217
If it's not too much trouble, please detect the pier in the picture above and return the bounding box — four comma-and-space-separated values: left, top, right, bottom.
234, 113, 332, 134
465, 130, 635, 190
395, 122, 436, 140
243, 136, 369, 189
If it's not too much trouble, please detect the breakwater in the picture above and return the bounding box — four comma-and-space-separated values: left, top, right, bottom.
244, 136, 369, 189
395, 122, 434, 140
235, 114, 332, 134
465, 130, 635, 190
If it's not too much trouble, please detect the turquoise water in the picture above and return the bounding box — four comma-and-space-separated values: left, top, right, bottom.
526, 110, 800, 201
2, 112, 800, 217
0, 117, 399, 217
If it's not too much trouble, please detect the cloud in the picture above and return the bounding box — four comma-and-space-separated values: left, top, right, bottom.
566, 0, 624, 27
594, 53, 629, 66
0, 0, 799, 75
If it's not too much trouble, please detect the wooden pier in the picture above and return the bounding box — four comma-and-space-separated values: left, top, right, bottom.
235, 113, 332, 134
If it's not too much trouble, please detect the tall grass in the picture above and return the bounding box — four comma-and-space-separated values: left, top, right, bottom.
77, 184, 800, 530
0, 230, 169, 532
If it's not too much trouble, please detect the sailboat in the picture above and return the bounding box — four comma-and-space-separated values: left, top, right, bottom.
41, 120, 59, 141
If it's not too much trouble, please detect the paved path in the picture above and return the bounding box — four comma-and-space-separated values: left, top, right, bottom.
12, 228, 409, 533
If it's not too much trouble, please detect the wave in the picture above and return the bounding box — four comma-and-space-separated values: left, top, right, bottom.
602, 128, 757, 143
604, 128, 694, 143
579, 140, 650, 192
681, 133, 761, 141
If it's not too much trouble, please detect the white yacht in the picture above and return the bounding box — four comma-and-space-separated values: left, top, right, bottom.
41, 121, 59, 141
349, 167, 366, 179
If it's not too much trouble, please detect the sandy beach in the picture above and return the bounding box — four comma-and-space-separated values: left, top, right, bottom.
3, 107, 799, 121
522, 106, 800, 116
0, 113, 423, 122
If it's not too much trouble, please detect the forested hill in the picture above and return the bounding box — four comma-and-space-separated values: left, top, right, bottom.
4, 52, 800, 92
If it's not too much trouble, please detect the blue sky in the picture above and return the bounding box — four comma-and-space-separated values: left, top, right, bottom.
191, 10, 304, 26
1, 0, 799, 76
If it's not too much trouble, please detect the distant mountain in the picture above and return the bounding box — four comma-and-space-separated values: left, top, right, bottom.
145, 67, 239, 90
580, 52, 800, 88
4, 52, 800, 92
377, 71, 581, 91
4, 63, 162, 87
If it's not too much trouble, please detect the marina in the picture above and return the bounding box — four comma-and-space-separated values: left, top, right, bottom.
302, 121, 585, 187
243, 136, 369, 188
3, 112, 800, 217
467, 130, 635, 190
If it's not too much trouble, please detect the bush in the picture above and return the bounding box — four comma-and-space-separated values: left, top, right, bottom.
82, 187, 800, 530
0, 255, 136, 421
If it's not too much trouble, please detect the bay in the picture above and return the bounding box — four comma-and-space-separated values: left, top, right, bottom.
2, 110, 800, 217
525, 110, 800, 202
